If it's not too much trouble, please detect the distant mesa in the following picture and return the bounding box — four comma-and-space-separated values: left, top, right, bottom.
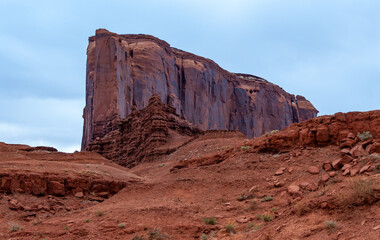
82, 29, 318, 165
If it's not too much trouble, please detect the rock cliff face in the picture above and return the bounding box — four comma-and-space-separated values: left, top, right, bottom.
82, 29, 318, 150
86, 94, 203, 167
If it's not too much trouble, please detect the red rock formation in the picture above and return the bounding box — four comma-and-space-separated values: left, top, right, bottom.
0, 142, 139, 198
86, 94, 203, 167
249, 110, 380, 153
82, 29, 318, 149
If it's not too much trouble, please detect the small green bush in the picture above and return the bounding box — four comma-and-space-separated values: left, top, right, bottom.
257, 214, 273, 222
270, 130, 279, 135
357, 131, 372, 141
325, 220, 337, 232
9, 224, 21, 232
338, 178, 374, 208
224, 224, 236, 234
132, 236, 145, 240
132, 236, 144, 240
237, 194, 254, 201
260, 196, 273, 202
202, 217, 216, 225
118, 222, 126, 228
200, 233, 208, 240
292, 203, 311, 216
246, 199, 259, 211
240, 146, 250, 151
147, 229, 169, 240
96, 210, 105, 216
248, 222, 254, 229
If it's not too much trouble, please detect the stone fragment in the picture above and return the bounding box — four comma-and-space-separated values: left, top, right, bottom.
8, 199, 20, 210
299, 182, 310, 189
96, 192, 109, 198
288, 185, 301, 195
342, 168, 350, 176
323, 162, 332, 171
74, 192, 84, 198
341, 164, 352, 171
274, 181, 285, 187
369, 142, 380, 154
307, 166, 320, 174
332, 155, 353, 169
248, 185, 258, 193
320, 202, 328, 208
306, 183, 318, 191
332, 159, 342, 170
275, 168, 285, 175
350, 167, 359, 176
347, 133, 355, 139
236, 217, 249, 223
359, 163, 372, 174
328, 171, 336, 177
350, 145, 366, 158
340, 138, 356, 149
321, 174, 330, 182
340, 148, 350, 156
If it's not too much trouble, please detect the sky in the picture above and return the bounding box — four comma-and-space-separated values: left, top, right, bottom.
0, 0, 379, 152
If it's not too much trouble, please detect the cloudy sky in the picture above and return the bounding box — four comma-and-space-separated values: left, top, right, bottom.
1, 0, 379, 152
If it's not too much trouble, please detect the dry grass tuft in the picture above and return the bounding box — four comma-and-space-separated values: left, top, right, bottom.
337, 177, 375, 208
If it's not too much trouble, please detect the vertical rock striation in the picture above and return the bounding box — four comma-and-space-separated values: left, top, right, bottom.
82, 29, 318, 150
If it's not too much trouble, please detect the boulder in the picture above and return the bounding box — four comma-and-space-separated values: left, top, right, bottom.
307, 166, 320, 174
288, 185, 301, 195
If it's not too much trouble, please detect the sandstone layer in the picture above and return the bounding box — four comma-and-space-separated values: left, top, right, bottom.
0, 142, 139, 198
82, 29, 318, 149
86, 94, 203, 167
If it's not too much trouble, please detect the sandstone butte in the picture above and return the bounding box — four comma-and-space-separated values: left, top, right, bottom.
2, 29, 380, 240
81, 28, 318, 151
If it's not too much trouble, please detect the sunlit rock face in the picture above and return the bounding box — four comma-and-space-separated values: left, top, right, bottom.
82, 29, 318, 150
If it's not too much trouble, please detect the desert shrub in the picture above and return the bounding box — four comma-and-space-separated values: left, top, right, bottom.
292, 203, 311, 216
95, 210, 105, 216
118, 222, 126, 228
257, 214, 273, 222
85, 219, 90, 223
270, 130, 279, 135
357, 131, 372, 141
246, 199, 259, 211
325, 220, 337, 232
338, 178, 374, 208
260, 196, 273, 202
147, 229, 169, 240
373, 163, 380, 174
241, 146, 251, 151
200, 233, 208, 240
237, 194, 254, 201
224, 224, 236, 234
9, 224, 21, 232
132, 236, 144, 240
202, 217, 216, 225
264, 129, 279, 137
248, 222, 254, 229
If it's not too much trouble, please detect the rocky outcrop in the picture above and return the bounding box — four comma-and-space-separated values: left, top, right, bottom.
249, 110, 380, 153
86, 94, 203, 167
82, 29, 318, 149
